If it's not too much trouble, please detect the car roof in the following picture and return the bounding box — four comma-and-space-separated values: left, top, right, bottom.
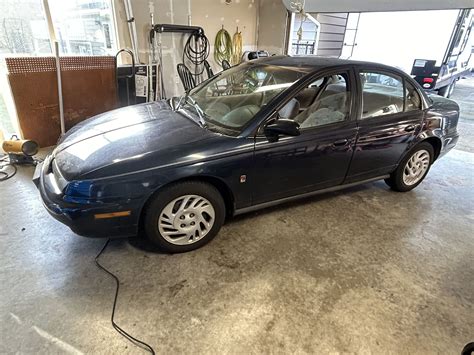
253, 55, 404, 74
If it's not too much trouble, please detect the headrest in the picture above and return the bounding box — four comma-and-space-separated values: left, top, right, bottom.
279, 98, 300, 120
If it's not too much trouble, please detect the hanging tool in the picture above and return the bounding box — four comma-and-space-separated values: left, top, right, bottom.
214, 26, 233, 66
182, 29, 210, 85
150, 24, 209, 96
149, 27, 166, 100
232, 27, 242, 65
147, 1, 156, 102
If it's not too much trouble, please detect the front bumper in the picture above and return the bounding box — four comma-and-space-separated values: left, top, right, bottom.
34, 157, 140, 238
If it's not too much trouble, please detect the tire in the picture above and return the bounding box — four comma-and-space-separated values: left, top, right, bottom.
384, 142, 434, 192
438, 84, 449, 97
438, 80, 456, 98
144, 181, 225, 253
447, 80, 456, 98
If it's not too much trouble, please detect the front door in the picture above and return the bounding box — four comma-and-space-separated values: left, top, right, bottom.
251, 70, 358, 205
345, 68, 425, 183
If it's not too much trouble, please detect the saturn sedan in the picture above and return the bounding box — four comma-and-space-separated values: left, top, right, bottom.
34, 56, 459, 253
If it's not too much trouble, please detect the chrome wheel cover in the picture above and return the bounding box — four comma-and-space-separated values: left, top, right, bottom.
403, 149, 430, 186
158, 195, 215, 245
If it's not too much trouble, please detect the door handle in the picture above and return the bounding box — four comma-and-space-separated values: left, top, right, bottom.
333, 139, 348, 146
404, 125, 417, 132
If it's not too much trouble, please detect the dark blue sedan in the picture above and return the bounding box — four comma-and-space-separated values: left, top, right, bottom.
34, 56, 459, 252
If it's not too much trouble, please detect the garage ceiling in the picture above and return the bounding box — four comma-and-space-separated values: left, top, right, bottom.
303, 0, 474, 12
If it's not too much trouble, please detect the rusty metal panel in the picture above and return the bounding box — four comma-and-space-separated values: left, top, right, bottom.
6, 56, 118, 147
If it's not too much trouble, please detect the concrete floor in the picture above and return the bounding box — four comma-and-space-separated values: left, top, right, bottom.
1, 78, 473, 354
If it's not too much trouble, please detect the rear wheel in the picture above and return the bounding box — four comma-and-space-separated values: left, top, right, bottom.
144, 181, 225, 253
448, 80, 456, 97
385, 142, 434, 192
438, 80, 456, 98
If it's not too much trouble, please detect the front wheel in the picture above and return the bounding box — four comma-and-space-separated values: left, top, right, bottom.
144, 181, 225, 253
385, 142, 434, 192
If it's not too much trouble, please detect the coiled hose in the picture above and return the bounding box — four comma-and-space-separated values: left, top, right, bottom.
214, 27, 233, 66
232, 29, 242, 65
183, 30, 210, 80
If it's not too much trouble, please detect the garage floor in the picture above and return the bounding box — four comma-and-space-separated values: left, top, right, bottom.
1, 76, 473, 354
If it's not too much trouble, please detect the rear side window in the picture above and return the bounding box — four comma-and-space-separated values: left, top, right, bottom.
405, 80, 422, 111
360, 71, 404, 118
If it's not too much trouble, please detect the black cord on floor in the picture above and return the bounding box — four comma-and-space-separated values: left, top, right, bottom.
95, 239, 156, 354
0, 154, 43, 182
0, 155, 17, 181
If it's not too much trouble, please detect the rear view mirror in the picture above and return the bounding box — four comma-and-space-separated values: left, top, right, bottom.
264, 119, 300, 141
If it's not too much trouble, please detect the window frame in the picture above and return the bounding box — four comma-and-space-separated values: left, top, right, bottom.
355, 66, 425, 122
404, 79, 422, 112
256, 67, 356, 136
358, 69, 406, 119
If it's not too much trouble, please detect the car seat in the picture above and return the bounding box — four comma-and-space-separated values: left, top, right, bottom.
278, 98, 300, 120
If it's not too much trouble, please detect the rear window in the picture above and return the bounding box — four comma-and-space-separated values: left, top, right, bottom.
359, 71, 424, 119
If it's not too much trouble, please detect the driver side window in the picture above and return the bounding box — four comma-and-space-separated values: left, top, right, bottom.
277, 73, 351, 129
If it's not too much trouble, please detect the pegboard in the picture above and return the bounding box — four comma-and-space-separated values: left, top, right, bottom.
6, 56, 116, 74
6, 57, 56, 73
6, 56, 118, 147
59, 56, 116, 71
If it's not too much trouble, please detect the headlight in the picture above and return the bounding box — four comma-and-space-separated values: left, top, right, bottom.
64, 180, 94, 198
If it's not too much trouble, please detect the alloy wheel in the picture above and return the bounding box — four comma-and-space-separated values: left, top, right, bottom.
402, 149, 430, 186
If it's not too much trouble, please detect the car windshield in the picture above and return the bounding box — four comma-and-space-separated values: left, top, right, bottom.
182, 62, 309, 131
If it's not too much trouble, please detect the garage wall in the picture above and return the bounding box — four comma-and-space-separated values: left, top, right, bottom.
113, 0, 258, 97
191, 0, 259, 64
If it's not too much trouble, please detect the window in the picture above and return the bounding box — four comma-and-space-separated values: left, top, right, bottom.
0, 0, 117, 136
360, 71, 404, 118
0, 0, 52, 135
405, 80, 421, 111
278, 73, 350, 129
48, 0, 117, 56
0, 0, 52, 56
189, 63, 309, 131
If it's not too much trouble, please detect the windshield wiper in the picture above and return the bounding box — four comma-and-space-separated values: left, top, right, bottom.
175, 93, 207, 128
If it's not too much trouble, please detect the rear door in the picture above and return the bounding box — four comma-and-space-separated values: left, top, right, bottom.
345, 67, 424, 183
251, 68, 358, 204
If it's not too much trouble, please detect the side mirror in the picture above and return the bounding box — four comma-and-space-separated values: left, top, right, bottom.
264, 119, 300, 141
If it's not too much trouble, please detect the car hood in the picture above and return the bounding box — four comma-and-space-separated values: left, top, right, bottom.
53, 101, 222, 180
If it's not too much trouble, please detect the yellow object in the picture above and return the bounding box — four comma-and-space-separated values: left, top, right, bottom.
232, 28, 243, 65
94, 211, 132, 219
2, 137, 39, 156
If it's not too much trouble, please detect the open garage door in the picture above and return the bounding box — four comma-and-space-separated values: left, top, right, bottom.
341, 10, 465, 73
302, 0, 473, 12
